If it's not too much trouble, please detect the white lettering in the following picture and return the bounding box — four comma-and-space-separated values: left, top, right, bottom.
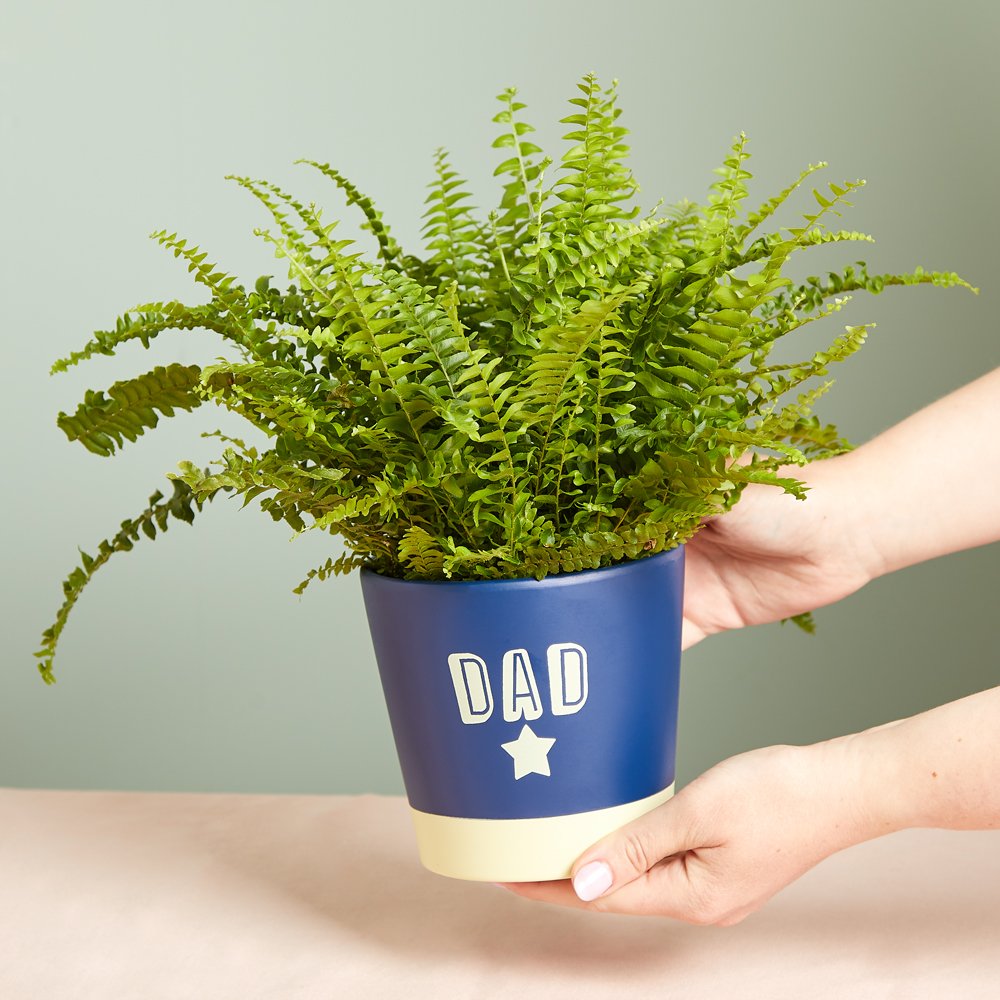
448, 643, 590, 724
502, 648, 543, 722
448, 653, 493, 724
547, 642, 588, 716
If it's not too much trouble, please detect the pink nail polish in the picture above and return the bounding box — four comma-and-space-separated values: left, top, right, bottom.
573, 860, 613, 901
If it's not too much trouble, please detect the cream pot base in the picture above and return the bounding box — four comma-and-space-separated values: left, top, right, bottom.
410, 784, 675, 882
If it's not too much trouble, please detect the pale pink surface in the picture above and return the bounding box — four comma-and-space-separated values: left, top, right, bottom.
1, 788, 998, 999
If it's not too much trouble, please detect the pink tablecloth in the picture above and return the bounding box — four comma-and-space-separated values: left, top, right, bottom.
1, 788, 998, 999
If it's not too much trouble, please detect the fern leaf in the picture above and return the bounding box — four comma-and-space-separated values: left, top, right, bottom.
491, 87, 549, 256
294, 158, 404, 268
514, 215, 668, 328
34, 479, 215, 684
699, 132, 752, 272
520, 284, 644, 508
782, 611, 817, 634
310, 493, 381, 532
551, 74, 639, 231
51, 301, 242, 373
150, 230, 253, 331
293, 550, 368, 594
198, 361, 356, 459
377, 267, 465, 401
441, 542, 513, 579
741, 227, 875, 265
778, 261, 978, 315
738, 161, 828, 243
225, 174, 323, 268
421, 148, 486, 303
57, 364, 203, 457
398, 525, 446, 578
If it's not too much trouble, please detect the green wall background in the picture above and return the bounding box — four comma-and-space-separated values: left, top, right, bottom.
2, 0, 997, 794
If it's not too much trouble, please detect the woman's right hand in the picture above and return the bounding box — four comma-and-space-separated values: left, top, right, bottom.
681, 455, 881, 650
682, 365, 1000, 650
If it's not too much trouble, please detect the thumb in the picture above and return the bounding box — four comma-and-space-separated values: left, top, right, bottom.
570, 794, 702, 904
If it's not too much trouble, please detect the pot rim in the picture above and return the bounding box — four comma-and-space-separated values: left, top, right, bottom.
359, 544, 684, 591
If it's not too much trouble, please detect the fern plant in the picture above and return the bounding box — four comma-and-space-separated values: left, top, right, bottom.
36, 74, 975, 683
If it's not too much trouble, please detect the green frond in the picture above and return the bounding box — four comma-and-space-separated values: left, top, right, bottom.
741, 227, 875, 265
377, 267, 466, 400
421, 148, 486, 300
199, 361, 350, 449
441, 542, 513, 579
226, 174, 324, 271
293, 550, 369, 594
51, 301, 242, 374
398, 525, 446, 579
150, 230, 254, 331
699, 132, 752, 270
491, 87, 549, 256
724, 462, 808, 499
790, 178, 867, 237
782, 611, 817, 634
57, 364, 202, 457
310, 493, 382, 532
776, 261, 978, 315
252, 208, 351, 312
738, 161, 828, 243
754, 381, 842, 456
775, 416, 852, 459
201, 428, 255, 451
172, 447, 352, 534
324, 261, 441, 457
34, 479, 215, 684
513, 216, 668, 328
520, 284, 644, 456
519, 527, 690, 580
39, 76, 978, 675
550, 74, 640, 235
294, 158, 404, 268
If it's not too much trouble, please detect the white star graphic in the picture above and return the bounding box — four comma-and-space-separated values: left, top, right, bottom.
501, 724, 557, 780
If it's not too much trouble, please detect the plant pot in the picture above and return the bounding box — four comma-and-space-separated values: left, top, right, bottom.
359, 546, 685, 882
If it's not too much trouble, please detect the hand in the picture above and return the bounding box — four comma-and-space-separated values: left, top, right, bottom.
498, 738, 879, 925
684, 365, 1000, 650
681, 458, 880, 649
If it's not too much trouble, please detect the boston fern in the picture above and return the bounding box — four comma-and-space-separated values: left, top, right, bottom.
37, 74, 973, 682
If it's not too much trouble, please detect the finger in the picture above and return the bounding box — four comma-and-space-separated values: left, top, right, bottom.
569, 794, 706, 903
575, 851, 725, 923
496, 878, 593, 910
681, 615, 707, 651
503, 853, 730, 925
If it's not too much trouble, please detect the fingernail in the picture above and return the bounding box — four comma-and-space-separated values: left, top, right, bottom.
573, 860, 613, 901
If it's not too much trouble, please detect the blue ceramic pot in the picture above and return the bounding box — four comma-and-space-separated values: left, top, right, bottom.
360, 546, 685, 881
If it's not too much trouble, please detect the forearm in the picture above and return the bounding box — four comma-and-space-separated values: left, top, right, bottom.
808, 366, 1000, 578
511, 688, 1000, 922
836, 686, 1000, 840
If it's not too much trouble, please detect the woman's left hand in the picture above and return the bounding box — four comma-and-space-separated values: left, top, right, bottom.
498, 738, 882, 925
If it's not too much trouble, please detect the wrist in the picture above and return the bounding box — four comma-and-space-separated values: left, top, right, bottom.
802, 729, 910, 851
820, 446, 897, 582
793, 452, 889, 586
841, 691, 1000, 834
